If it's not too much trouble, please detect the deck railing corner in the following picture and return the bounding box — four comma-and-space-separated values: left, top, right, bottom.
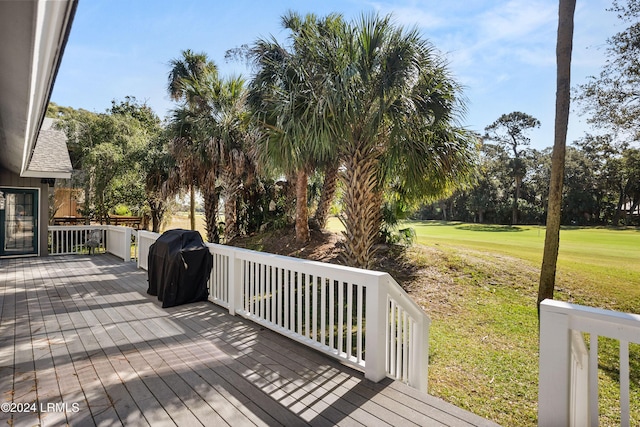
136, 232, 431, 392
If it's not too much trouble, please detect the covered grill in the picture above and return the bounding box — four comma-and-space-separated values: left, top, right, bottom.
147, 229, 212, 308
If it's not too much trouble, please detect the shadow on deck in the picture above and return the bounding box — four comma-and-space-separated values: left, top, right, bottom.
0, 255, 499, 426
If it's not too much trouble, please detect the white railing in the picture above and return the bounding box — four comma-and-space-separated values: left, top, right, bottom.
105, 226, 132, 262
539, 299, 640, 427
137, 230, 159, 270
48, 225, 134, 262
137, 231, 431, 392
49, 225, 106, 255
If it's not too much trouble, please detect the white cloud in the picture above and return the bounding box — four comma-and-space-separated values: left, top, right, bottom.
369, 1, 446, 28
478, 0, 556, 43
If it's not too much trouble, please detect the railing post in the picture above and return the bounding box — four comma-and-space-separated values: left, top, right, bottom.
137, 232, 144, 269
364, 274, 388, 383
410, 310, 430, 393
570, 330, 590, 427
539, 299, 571, 426
123, 227, 132, 262
228, 252, 242, 316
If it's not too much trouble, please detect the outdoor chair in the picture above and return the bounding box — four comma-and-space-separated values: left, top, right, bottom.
86, 229, 102, 255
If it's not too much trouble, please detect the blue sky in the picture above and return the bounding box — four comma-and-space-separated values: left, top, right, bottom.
51, 0, 621, 150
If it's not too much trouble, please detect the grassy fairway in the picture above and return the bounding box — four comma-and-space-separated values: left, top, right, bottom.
409, 221, 640, 312
161, 212, 208, 240
403, 221, 640, 426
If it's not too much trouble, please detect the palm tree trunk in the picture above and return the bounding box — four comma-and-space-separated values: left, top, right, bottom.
340, 149, 382, 269
312, 162, 338, 230
221, 168, 239, 242
203, 187, 220, 243
295, 168, 310, 243
149, 198, 165, 233
284, 173, 297, 226
538, 0, 576, 312
189, 183, 196, 231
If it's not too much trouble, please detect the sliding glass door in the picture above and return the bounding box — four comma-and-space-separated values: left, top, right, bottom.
0, 188, 39, 256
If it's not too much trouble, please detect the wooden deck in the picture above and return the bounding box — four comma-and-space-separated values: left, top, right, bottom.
0, 255, 500, 427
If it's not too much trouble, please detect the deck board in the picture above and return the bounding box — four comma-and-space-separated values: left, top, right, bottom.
0, 255, 500, 426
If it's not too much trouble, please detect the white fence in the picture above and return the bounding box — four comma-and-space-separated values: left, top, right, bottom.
137, 231, 431, 392
48, 225, 133, 262
539, 299, 640, 426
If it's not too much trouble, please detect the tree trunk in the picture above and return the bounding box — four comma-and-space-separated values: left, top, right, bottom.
203, 187, 220, 243
439, 201, 447, 221
513, 175, 522, 225
284, 173, 297, 226
628, 199, 639, 226
83, 173, 91, 225
340, 148, 382, 269
312, 162, 338, 230
613, 187, 625, 225
538, 0, 576, 313
295, 169, 310, 243
189, 183, 196, 231
221, 167, 239, 243
149, 198, 165, 233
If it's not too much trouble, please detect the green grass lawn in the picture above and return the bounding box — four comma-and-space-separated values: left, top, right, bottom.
401, 221, 640, 426
161, 212, 208, 239
409, 221, 640, 312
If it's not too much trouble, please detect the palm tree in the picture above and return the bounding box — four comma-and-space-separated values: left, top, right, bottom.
167, 50, 218, 232
248, 13, 340, 243
249, 13, 475, 265
328, 14, 477, 268
311, 159, 339, 230
168, 49, 218, 109
538, 0, 577, 310
166, 106, 223, 243
211, 75, 255, 242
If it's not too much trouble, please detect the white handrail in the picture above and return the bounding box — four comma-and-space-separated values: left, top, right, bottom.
48, 225, 134, 262
104, 225, 132, 262
539, 299, 640, 427
136, 231, 431, 392
48, 225, 106, 255
137, 230, 160, 270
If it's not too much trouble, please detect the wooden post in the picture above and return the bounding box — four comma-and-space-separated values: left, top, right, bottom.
364, 274, 387, 383
539, 300, 571, 426
228, 252, 242, 316
123, 227, 132, 263
410, 308, 430, 393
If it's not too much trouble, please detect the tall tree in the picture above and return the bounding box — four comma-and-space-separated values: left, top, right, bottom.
167, 107, 220, 242
110, 97, 165, 229
249, 13, 476, 265
538, 0, 576, 309
167, 50, 219, 232
248, 12, 340, 243
142, 128, 175, 232
57, 107, 150, 224
485, 111, 541, 225
575, 0, 640, 141
316, 14, 477, 268
311, 160, 339, 230
213, 76, 255, 242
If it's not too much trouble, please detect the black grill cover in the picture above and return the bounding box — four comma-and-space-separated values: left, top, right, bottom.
147, 229, 212, 308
